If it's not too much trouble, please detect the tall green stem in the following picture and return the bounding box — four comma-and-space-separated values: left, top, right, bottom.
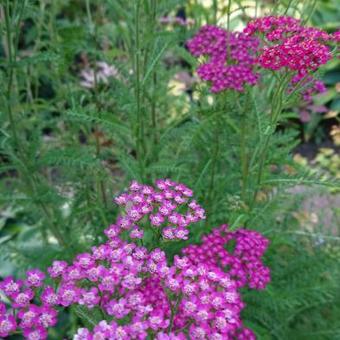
86, 0, 108, 210
207, 119, 220, 214
226, 0, 231, 59
251, 79, 287, 207
150, 0, 159, 165
283, 0, 294, 15
134, 0, 145, 179
213, 0, 218, 24
240, 113, 248, 203
4, 0, 19, 149
255, 0, 259, 17
235, 96, 249, 205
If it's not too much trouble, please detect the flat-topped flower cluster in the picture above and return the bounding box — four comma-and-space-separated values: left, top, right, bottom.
113, 179, 206, 241
0, 179, 270, 339
187, 25, 259, 92
188, 16, 338, 93
182, 225, 270, 290
244, 16, 334, 76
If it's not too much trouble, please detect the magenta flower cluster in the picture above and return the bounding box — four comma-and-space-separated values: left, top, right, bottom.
187, 25, 259, 92
182, 225, 270, 290
187, 16, 338, 93
333, 30, 340, 42
114, 178, 206, 241
0, 179, 270, 339
244, 16, 335, 78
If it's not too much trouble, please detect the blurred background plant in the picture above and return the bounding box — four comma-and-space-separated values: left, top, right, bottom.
0, 0, 339, 338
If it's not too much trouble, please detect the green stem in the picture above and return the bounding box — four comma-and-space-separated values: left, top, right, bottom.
207, 121, 220, 212
226, 0, 231, 60
86, 0, 108, 209
4, 0, 19, 149
235, 95, 249, 205
168, 294, 182, 334
255, 0, 259, 17
251, 78, 287, 207
302, 0, 317, 25
150, 0, 159, 166
134, 0, 145, 179
283, 0, 295, 15
213, 0, 218, 24
151, 73, 158, 145
85, 0, 94, 34
240, 113, 248, 203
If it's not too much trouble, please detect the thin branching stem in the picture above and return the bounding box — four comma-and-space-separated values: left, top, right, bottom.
251, 76, 288, 208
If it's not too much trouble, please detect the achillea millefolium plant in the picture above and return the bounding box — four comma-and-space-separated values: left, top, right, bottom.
1, 179, 270, 339
1, 0, 340, 339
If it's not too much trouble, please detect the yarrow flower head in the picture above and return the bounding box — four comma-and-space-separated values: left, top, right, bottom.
0, 277, 23, 298
242, 15, 338, 112
112, 179, 206, 241
187, 17, 338, 94
182, 224, 271, 289
187, 25, 260, 92
25, 269, 45, 288
244, 16, 335, 77
0, 179, 270, 339
0, 314, 17, 338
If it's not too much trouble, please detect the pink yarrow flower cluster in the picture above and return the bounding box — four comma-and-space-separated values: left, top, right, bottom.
187, 25, 260, 92
114, 179, 206, 241
244, 16, 338, 116
187, 17, 338, 93
0, 179, 270, 339
333, 30, 340, 42
182, 225, 271, 290
244, 16, 336, 77
0, 273, 56, 339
